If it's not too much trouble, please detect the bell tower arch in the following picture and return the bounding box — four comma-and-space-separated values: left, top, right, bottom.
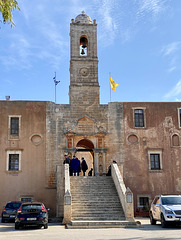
69, 11, 100, 116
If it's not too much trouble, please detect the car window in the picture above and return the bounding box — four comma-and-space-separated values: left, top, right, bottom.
162, 197, 181, 205
22, 204, 42, 211
153, 197, 159, 205
6, 203, 21, 209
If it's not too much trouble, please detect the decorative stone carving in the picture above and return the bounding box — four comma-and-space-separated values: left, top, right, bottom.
127, 134, 138, 144
76, 116, 95, 133
30, 134, 43, 146
80, 68, 89, 77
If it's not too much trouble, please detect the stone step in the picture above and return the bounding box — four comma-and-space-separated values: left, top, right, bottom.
72, 208, 123, 212
72, 211, 124, 215
72, 209, 124, 213
72, 204, 122, 208
66, 220, 138, 229
72, 212, 124, 220
72, 208, 123, 211
72, 203, 121, 207
71, 216, 125, 220
71, 188, 116, 191
71, 186, 116, 189
71, 192, 119, 195
72, 212, 124, 216
72, 195, 119, 199
70, 176, 126, 224
72, 198, 120, 201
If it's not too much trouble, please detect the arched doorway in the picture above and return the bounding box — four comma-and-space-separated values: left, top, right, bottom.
76, 139, 94, 176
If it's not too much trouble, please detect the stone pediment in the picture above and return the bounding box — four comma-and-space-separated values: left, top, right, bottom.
75, 115, 95, 133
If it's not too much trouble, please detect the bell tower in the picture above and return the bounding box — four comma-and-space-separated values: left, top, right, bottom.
69, 11, 100, 116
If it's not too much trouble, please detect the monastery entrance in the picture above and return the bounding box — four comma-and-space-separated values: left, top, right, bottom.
75, 139, 94, 176
65, 131, 107, 176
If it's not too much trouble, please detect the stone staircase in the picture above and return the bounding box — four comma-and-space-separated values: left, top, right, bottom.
66, 176, 137, 228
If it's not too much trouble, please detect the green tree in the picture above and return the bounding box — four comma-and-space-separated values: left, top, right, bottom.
0, 0, 20, 27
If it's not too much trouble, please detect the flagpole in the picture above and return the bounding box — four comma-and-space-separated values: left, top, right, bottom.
53, 72, 60, 104
54, 72, 57, 104
109, 72, 111, 102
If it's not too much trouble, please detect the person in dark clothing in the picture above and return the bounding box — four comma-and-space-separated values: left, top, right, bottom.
63, 154, 71, 175
81, 157, 88, 176
70, 155, 80, 176
63, 155, 70, 164
106, 165, 111, 176
106, 160, 117, 176
88, 168, 93, 176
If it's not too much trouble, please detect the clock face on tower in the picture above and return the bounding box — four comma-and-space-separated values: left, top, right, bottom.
80, 68, 89, 77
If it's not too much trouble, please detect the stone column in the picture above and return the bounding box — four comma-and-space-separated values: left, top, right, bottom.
102, 152, 106, 175
94, 151, 99, 176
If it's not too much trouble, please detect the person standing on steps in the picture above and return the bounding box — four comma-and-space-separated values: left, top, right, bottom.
70, 155, 80, 176
63, 154, 70, 164
63, 154, 71, 175
106, 160, 117, 176
81, 157, 88, 176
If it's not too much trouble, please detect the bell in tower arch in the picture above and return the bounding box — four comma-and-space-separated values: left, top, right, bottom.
80, 36, 88, 56
81, 48, 85, 55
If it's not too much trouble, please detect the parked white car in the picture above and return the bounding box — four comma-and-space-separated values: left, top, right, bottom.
149, 195, 181, 228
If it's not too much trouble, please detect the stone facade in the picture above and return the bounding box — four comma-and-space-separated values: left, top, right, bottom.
1, 12, 181, 217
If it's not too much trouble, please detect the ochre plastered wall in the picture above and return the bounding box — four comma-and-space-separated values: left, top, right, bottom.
123, 102, 181, 213
0, 101, 56, 216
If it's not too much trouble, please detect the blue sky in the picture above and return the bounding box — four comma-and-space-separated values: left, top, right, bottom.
0, 0, 181, 104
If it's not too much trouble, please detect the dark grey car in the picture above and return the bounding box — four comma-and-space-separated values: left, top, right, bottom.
1, 201, 22, 222
15, 202, 49, 229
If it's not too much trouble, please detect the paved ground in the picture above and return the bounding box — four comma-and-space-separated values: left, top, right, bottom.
0, 218, 181, 240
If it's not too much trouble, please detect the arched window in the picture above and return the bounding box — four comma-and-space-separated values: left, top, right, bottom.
80, 36, 88, 56
172, 134, 180, 146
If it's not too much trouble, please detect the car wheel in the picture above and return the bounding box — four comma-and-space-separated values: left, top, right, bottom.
15, 223, 20, 230
161, 214, 168, 228
44, 223, 48, 229
150, 212, 156, 225
1, 218, 5, 223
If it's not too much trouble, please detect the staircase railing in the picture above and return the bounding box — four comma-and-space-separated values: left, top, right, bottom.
111, 163, 135, 221
62, 163, 72, 224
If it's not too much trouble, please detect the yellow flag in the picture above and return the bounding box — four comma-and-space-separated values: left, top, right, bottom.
110, 77, 119, 91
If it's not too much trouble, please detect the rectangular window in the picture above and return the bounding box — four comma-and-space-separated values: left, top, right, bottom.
134, 109, 145, 127
6, 150, 22, 172
178, 108, 181, 128
9, 154, 19, 171
21, 197, 32, 202
139, 197, 149, 207
150, 154, 160, 170
148, 150, 162, 171
10, 117, 19, 135
8, 115, 21, 140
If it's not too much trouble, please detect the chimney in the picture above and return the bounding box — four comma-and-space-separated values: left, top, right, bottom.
5, 96, 10, 100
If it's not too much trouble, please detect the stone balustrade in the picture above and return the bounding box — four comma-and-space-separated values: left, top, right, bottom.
62, 164, 72, 224
111, 163, 135, 221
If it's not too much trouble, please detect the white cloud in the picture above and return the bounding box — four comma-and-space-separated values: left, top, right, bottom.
161, 42, 181, 56
95, 0, 169, 46
136, 0, 167, 21
163, 80, 181, 100
95, 0, 118, 46
161, 42, 181, 73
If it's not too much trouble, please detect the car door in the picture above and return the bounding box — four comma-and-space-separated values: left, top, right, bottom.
154, 197, 161, 220
152, 197, 161, 220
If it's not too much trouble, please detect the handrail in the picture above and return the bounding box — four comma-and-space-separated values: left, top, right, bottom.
62, 163, 71, 224
111, 163, 135, 221
64, 163, 70, 194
